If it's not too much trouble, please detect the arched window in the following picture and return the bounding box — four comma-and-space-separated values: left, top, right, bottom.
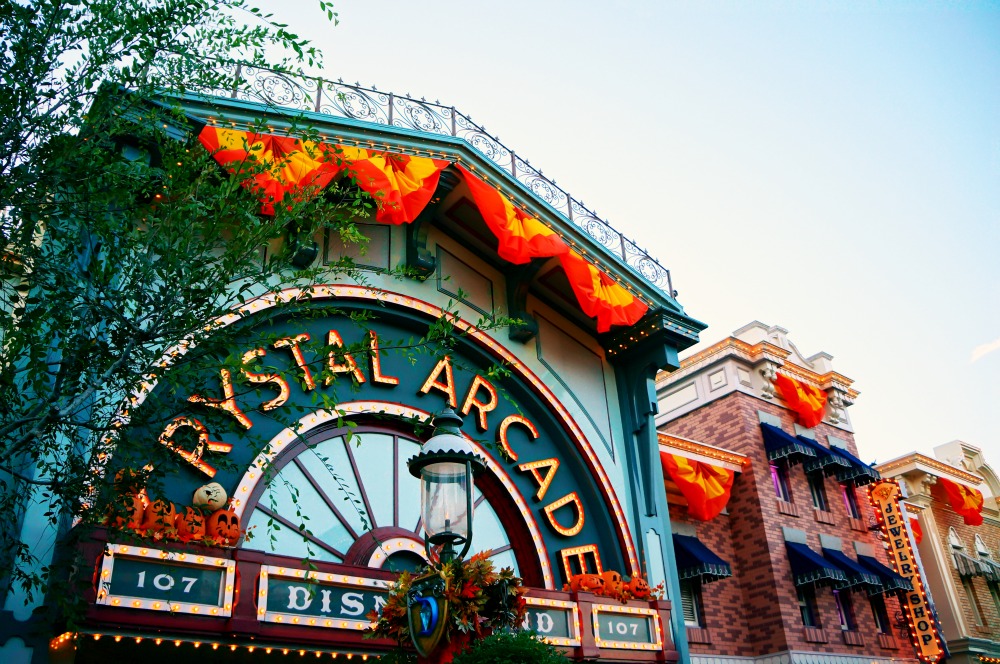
948, 527, 964, 550
241, 424, 521, 575
975, 534, 990, 558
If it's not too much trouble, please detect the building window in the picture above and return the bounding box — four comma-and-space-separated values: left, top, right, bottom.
949, 527, 964, 550
680, 579, 704, 627
771, 463, 792, 502
869, 594, 891, 634
841, 483, 861, 519
962, 578, 985, 626
797, 586, 820, 627
833, 589, 857, 630
988, 582, 1000, 617
808, 474, 829, 511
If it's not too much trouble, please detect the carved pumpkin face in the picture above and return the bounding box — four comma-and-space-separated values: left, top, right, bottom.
206, 507, 240, 545
627, 576, 651, 599
570, 573, 605, 593
192, 482, 228, 510
140, 499, 177, 535
175, 506, 206, 541
600, 571, 623, 597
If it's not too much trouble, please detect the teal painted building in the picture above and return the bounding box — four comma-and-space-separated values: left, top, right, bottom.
0, 69, 705, 663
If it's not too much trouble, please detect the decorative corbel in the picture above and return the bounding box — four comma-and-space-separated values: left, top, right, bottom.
404, 168, 460, 279
759, 361, 778, 399
505, 259, 547, 343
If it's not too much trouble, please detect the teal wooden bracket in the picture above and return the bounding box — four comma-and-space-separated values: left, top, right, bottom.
506, 259, 548, 343
405, 168, 460, 280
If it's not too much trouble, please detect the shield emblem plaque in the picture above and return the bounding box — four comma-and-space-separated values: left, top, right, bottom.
407, 572, 449, 658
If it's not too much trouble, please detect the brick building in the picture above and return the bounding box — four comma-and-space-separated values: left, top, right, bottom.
877, 442, 1000, 664
655, 322, 921, 664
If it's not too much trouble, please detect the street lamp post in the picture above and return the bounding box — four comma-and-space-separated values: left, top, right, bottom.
407, 408, 486, 564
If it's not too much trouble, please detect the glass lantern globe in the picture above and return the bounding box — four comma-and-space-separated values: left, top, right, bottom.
407, 409, 485, 564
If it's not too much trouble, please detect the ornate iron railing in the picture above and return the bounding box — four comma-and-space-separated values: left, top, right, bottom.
209, 63, 674, 296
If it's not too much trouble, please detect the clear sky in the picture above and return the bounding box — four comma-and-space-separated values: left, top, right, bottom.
259, 0, 1000, 464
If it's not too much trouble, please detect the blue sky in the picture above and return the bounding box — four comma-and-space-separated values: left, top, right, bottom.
261, 0, 1000, 464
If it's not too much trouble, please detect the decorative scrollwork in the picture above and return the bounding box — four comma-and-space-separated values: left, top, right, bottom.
514, 157, 569, 211
319, 83, 390, 125
240, 66, 313, 109
392, 97, 449, 135
455, 114, 512, 169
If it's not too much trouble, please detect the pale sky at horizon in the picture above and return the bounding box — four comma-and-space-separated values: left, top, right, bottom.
260, 0, 1000, 465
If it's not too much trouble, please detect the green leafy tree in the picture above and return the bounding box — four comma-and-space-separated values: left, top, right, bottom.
0, 0, 372, 612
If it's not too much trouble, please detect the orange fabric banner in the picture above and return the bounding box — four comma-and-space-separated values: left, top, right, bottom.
937, 477, 984, 526
558, 250, 649, 333
661, 453, 735, 521
198, 126, 339, 215
773, 373, 827, 428
454, 165, 568, 263
910, 517, 923, 545
340, 147, 449, 224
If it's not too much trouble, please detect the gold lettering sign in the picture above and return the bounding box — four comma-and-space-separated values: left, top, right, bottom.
868, 480, 944, 663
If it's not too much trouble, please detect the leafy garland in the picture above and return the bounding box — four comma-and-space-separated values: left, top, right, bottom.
366, 552, 528, 661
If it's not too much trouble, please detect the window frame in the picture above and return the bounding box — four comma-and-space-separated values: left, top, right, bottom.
797, 586, 820, 628
841, 483, 861, 519
808, 473, 829, 512
833, 588, 858, 631
869, 593, 891, 634
771, 462, 793, 503
680, 578, 705, 628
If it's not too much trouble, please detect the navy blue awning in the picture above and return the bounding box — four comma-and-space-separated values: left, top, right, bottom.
797, 436, 853, 476
761, 423, 816, 464
673, 534, 732, 583
786, 542, 848, 587
857, 554, 913, 594
823, 548, 882, 590
827, 445, 881, 486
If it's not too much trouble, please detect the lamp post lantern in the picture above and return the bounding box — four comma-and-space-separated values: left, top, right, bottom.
407, 409, 485, 564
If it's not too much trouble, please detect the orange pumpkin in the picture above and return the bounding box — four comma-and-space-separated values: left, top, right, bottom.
140, 499, 178, 536
566, 573, 605, 594
625, 575, 651, 600
107, 491, 145, 531
206, 507, 241, 545
599, 571, 624, 600
175, 506, 206, 541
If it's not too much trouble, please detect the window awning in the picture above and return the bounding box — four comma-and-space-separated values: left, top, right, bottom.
673, 534, 732, 583
761, 423, 816, 464
857, 554, 913, 594
823, 548, 881, 590
826, 444, 881, 486
981, 557, 1000, 580
955, 552, 996, 581
786, 541, 848, 587
797, 436, 853, 476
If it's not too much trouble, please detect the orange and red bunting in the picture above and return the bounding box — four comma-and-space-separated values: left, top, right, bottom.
339, 147, 448, 224
773, 373, 827, 428
558, 250, 649, 333
454, 165, 568, 263
937, 477, 984, 526
661, 453, 735, 521
910, 517, 923, 545
199, 126, 339, 215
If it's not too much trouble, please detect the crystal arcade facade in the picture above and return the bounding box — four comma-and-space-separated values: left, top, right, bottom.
0, 74, 705, 663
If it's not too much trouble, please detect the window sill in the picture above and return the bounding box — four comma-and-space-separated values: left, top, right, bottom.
814, 508, 836, 525
803, 627, 827, 643
848, 516, 867, 532
842, 630, 865, 647
686, 627, 711, 644
777, 500, 800, 517
877, 633, 898, 649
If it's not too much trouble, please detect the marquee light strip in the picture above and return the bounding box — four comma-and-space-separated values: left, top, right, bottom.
591, 603, 663, 651
96, 544, 236, 617
522, 596, 582, 647
78, 631, 376, 659
232, 402, 554, 589
257, 566, 391, 631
